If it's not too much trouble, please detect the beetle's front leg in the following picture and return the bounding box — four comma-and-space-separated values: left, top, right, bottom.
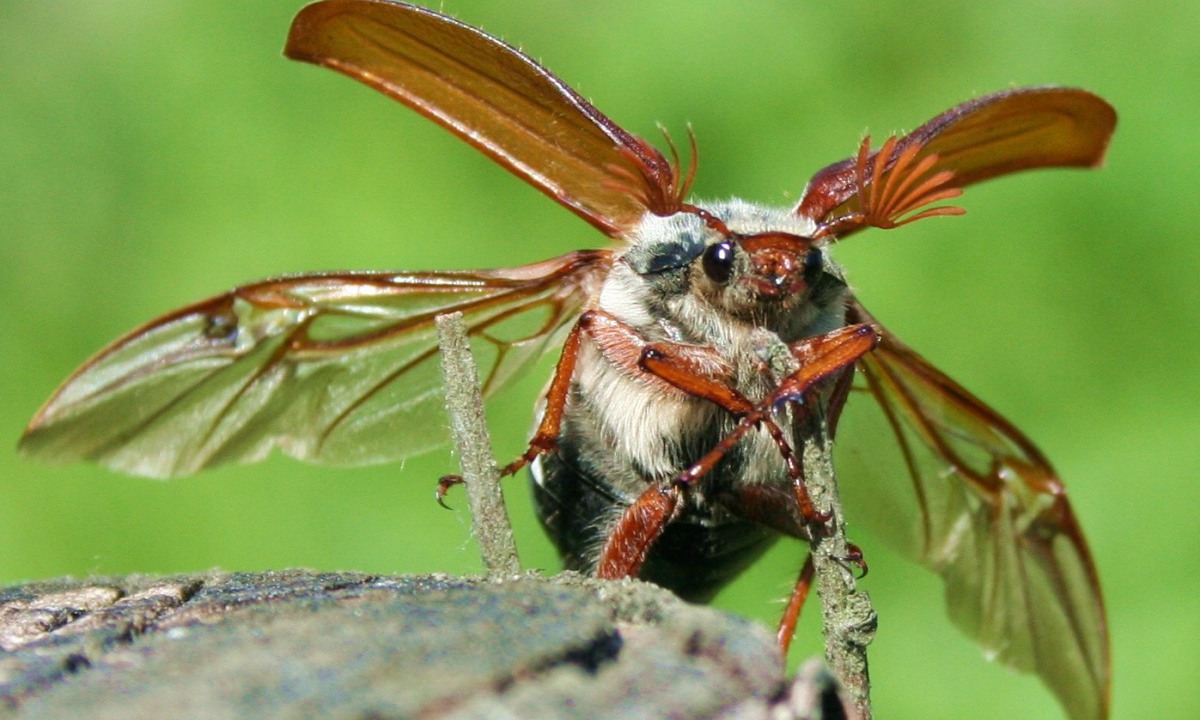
595, 321, 878, 581
770, 323, 879, 518
643, 323, 879, 523
579, 310, 746, 580
437, 308, 712, 505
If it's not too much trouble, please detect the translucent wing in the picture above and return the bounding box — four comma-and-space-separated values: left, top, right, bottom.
21, 251, 610, 479
834, 300, 1109, 720
795, 87, 1116, 229
285, 0, 685, 237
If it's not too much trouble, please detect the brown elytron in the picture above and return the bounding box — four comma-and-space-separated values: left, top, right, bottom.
20, 2, 1115, 718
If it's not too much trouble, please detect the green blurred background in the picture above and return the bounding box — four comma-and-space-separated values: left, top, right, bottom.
2, 1, 1195, 718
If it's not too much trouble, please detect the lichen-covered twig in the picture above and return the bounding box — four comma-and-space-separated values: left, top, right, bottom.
436, 312, 521, 578
754, 330, 877, 720
799, 422, 877, 720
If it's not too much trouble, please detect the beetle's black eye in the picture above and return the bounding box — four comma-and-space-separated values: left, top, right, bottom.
702, 241, 735, 284
804, 247, 823, 275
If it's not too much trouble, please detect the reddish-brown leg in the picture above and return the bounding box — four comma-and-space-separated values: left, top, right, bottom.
497, 315, 585, 477
840, 543, 869, 579
775, 324, 879, 518
436, 316, 588, 504
595, 322, 878, 580
636, 340, 829, 518
778, 554, 815, 654
595, 485, 681, 579
781, 324, 879, 402
643, 323, 878, 520
776, 545, 868, 655
824, 355, 858, 440
438, 307, 740, 504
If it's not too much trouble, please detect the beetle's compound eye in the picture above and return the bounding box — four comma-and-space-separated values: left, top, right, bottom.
702, 240, 736, 284
804, 246, 823, 275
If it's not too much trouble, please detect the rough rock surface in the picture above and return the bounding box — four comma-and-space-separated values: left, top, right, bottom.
0, 570, 840, 719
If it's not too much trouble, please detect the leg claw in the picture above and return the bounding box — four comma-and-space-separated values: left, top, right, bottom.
435, 474, 463, 510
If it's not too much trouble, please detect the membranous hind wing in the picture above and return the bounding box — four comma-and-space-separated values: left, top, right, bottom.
792, 84, 1114, 720
21, 250, 610, 478
835, 301, 1109, 720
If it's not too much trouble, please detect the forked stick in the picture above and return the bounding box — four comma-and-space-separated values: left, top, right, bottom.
437, 309, 873, 715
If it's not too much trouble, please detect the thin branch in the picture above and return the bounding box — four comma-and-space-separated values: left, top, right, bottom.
799, 421, 877, 720
436, 312, 521, 578
754, 330, 877, 720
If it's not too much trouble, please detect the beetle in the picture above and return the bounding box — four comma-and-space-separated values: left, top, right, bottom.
20, 2, 1114, 718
